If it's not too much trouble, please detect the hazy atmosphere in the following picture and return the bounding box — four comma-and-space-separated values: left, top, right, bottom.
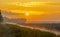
0, 0, 60, 22
0, 0, 60, 37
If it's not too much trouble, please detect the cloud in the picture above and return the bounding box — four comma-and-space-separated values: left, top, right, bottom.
0, 2, 60, 12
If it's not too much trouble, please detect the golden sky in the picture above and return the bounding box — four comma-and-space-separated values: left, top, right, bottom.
0, 0, 60, 22
0, 0, 60, 2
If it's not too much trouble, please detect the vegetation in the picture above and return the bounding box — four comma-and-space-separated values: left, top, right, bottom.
5, 24, 60, 37
0, 10, 3, 22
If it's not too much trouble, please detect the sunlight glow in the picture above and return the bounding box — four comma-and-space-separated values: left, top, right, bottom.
25, 12, 29, 16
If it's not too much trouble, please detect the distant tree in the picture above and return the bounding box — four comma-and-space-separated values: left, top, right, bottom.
0, 10, 3, 22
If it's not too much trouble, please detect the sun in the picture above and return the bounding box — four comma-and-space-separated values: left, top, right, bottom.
25, 12, 29, 16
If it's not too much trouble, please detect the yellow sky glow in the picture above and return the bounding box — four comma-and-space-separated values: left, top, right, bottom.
0, 2, 60, 22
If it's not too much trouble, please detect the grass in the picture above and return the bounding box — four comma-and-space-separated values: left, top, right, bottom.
6, 24, 60, 37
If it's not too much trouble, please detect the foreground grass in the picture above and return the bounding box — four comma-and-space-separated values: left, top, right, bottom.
6, 24, 60, 37
0, 23, 60, 37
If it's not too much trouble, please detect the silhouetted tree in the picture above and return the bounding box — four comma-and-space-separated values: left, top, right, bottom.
0, 10, 3, 22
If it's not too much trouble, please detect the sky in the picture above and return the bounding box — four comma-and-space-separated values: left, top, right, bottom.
0, 0, 60, 2
0, 0, 60, 22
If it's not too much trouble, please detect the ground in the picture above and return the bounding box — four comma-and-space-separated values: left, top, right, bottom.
0, 23, 60, 37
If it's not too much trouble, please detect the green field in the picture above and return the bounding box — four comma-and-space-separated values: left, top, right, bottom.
0, 24, 60, 37
7, 24, 60, 37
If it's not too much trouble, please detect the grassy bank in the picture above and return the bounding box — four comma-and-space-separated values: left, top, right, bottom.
6, 24, 60, 37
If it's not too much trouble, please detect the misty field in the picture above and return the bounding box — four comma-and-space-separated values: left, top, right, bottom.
0, 23, 60, 37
